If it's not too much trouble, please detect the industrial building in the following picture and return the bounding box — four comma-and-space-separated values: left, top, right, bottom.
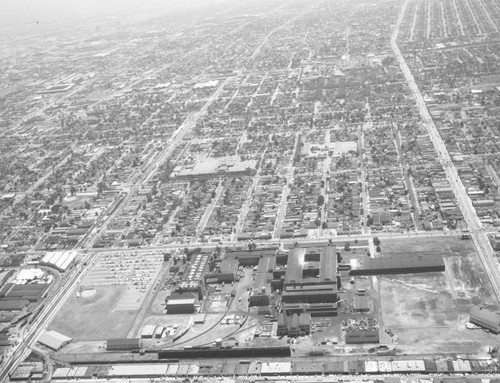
174, 157, 257, 179
0, 283, 49, 302
40, 250, 78, 272
48, 355, 499, 379
469, 305, 500, 334
281, 246, 338, 308
353, 296, 370, 312
283, 302, 338, 317
204, 258, 238, 284
249, 288, 270, 307
277, 313, 311, 337
140, 325, 156, 339
345, 329, 380, 344
106, 338, 142, 351
37, 330, 72, 350
349, 253, 445, 276
165, 292, 196, 314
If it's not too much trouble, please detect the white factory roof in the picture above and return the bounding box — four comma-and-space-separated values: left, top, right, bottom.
107, 364, 169, 377
378, 361, 392, 372
391, 360, 425, 372
141, 325, 156, 337
452, 359, 471, 372
38, 330, 72, 350
167, 298, 196, 305
41, 250, 78, 271
13, 268, 45, 284
166, 364, 178, 375
260, 362, 291, 374
364, 361, 379, 373
193, 80, 218, 89
187, 364, 199, 375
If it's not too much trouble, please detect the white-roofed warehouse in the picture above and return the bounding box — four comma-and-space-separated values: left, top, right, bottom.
37, 330, 72, 350
40, 250, 77, 272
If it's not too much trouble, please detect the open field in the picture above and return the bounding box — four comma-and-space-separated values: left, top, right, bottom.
49, 285, 137, 340
379, 273, 458, 328
375, 235, 500, 354
378, 235, 475, 256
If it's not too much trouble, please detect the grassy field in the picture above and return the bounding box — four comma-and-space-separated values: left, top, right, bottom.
50, 285, 137, 340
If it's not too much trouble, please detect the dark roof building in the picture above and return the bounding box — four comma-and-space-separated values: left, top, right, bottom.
106, 338, 142, 351
469, 306, 500, 334
353, 296, 369, 312
349, 253, 445, 275
282, 246, 338, 306
345, 329, 380, 344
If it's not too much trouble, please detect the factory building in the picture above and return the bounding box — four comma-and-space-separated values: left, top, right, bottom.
277, 313, 311, 337
106, 338, 142, 351
204, 258, 238, 284
281, 246, 338, 306
40, 250, 78, 272
345, 329, 380, 344
349, 253, 445, 276
469, 305, 500, 334
165, 292, 196, 314
353, 296, 370, 312
249, 288, 270, 307
283, 302, 337, 317
37, 330, 72, 350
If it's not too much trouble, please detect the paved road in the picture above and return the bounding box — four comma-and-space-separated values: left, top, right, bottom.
392, 0, 500, 302
0, 252, 97, 382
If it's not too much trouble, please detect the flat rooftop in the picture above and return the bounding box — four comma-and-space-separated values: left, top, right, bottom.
285, 246, 336, 285
350, 253, 445, 275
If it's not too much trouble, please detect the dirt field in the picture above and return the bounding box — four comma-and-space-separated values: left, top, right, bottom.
375, 235, 500, 354
379, 235, 475, 257
49, 285, 137, 340
379, 273, 458, 328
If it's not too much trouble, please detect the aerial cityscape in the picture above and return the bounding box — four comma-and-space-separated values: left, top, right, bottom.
1, 0, 500, 381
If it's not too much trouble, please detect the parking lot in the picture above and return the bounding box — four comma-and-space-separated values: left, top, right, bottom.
83, 250, 163, 310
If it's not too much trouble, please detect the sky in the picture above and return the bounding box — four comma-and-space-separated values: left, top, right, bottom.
0, 0, 202, 32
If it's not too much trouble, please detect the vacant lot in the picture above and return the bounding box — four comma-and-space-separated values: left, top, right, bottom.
50, 285, 137, 340
379, 235, 475, 257
380, 273, 458, 328
376, 235, 500, 354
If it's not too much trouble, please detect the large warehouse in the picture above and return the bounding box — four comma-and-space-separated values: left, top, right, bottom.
37, 330, 72, 350
469, 306, 500, 334
281, 246, 338, 306
165, 292, 196, 314
106, 338, 142, 351
349, 253, 445, 276
345, 329, 380, 344
40, 250, 78, 272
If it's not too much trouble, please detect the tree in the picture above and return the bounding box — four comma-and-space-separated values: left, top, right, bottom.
317, 195, 325, 206
344, 242, 351, 251
84, 201, 91, 210
366, 216, 373, 226
373, 237, 381, 246
321, 221, 328, 229
163, 253, 171, 262
376, 245, 381, 252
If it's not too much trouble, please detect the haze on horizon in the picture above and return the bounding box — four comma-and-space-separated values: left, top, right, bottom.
0, 0, 215, 36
